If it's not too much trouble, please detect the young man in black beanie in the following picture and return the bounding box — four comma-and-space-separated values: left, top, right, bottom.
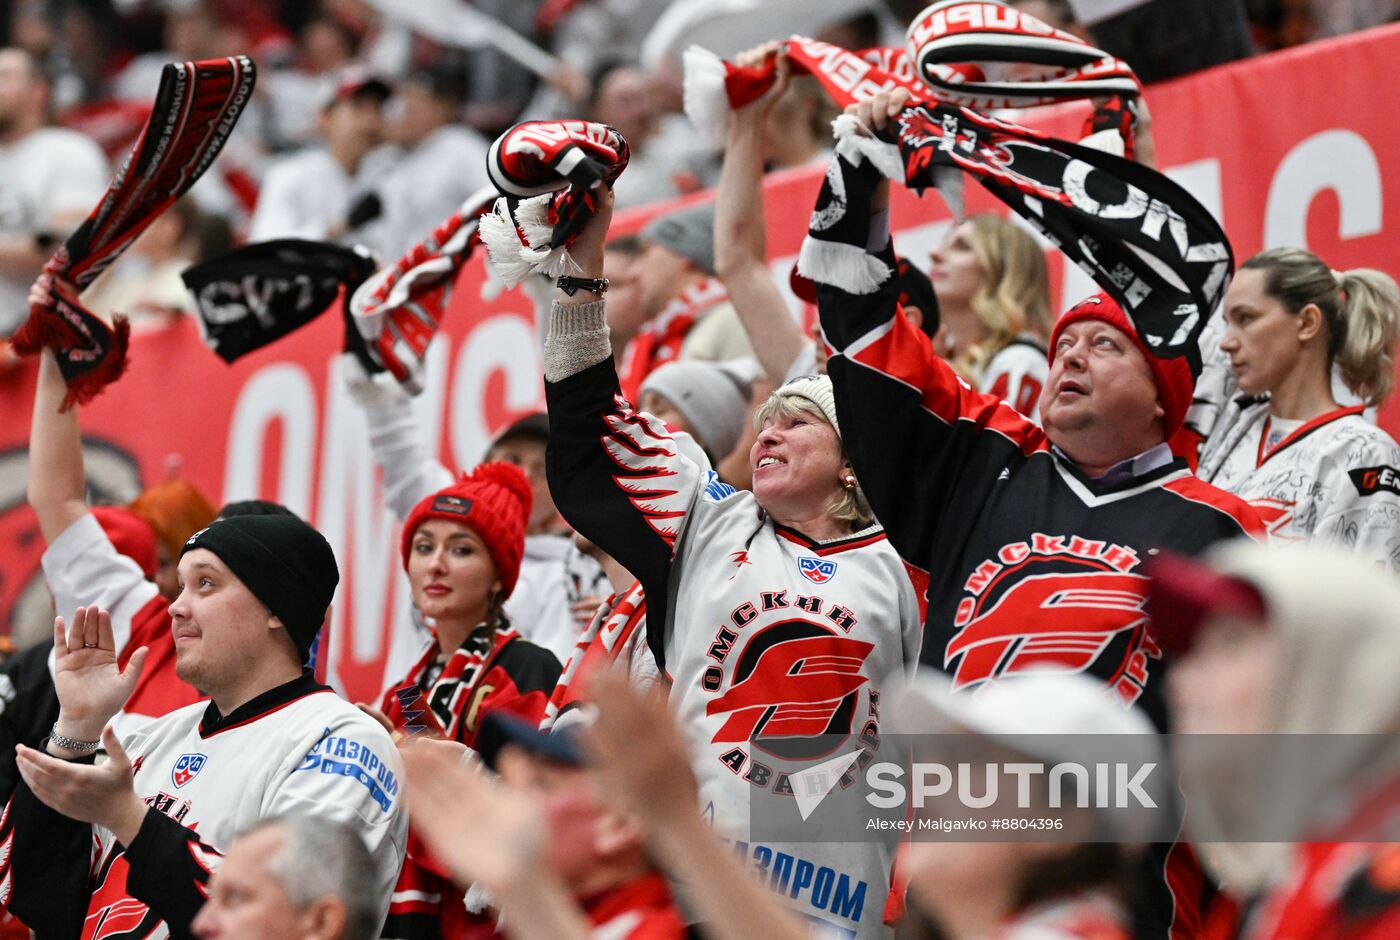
0, 350, 407, 939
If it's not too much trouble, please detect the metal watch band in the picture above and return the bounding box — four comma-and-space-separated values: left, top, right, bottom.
49, 723, 101, 755
556, 275, 608, 296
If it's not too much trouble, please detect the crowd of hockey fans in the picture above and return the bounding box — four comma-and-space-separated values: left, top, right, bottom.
1, 1, 1399, 939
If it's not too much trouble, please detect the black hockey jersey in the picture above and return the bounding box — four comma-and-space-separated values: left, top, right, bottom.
817, 248, 1263, 726
818, 244, 1263, 940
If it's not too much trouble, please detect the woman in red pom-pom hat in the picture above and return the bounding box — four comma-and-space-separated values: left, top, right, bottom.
370, 461, 562, 938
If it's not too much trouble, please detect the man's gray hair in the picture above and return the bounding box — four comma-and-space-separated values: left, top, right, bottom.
247, 815, 380, 940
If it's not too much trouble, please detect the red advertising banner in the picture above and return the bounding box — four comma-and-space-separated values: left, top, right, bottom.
4, 25, 1400, 702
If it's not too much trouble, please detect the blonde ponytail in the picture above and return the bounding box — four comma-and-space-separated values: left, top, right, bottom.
1335, 268, 1400, 406
1240, 248, 1400, 406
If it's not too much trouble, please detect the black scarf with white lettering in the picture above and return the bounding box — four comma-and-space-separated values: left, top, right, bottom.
182, 240, 376, 363
896, 102, 1230, 374
810, 105, 1231, 377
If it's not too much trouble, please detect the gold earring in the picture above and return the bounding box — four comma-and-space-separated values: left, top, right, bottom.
841, 475, 857, 491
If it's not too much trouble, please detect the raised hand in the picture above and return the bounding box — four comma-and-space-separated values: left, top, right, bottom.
583, 672, 700, 829
400, 740, 543, 892
732, 41, 793, 122
50, 606, 147, 747
561, 186, 614, 280
846, 86, 915, 135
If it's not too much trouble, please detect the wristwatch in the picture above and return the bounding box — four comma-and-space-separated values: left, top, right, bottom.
556, 276, 609, 296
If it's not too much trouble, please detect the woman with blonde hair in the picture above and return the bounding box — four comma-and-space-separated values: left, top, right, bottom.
1198, 246, 1400, 569
928, 213, 1053, 420
542, 189, 921, 937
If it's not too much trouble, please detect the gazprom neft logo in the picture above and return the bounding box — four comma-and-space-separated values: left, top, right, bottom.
866, 760, 1158, 810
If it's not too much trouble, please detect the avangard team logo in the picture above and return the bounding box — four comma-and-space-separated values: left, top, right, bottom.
706, 620, 873, 760
945, 534, 1159, 705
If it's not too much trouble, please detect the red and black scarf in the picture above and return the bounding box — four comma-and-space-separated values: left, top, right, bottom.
348, 188, 497, 394
12, 56, 255, 408
479, 120, 629, 288
904, 1, 1139, 109
684, 2, 1140, 155
801, 104, 1231, 378
542, 581, 648, 730
380, 623, 520, 743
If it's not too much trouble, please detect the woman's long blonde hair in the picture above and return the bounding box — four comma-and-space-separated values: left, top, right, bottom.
950, 214, 1053, 380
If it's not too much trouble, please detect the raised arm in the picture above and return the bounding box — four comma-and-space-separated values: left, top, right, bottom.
544, 191, 723, 671
27, 308, 157, 646
714, 44, 808, 385
812, 93, 1048, 570
342, 354, 452, 520
27, 349, 88, 543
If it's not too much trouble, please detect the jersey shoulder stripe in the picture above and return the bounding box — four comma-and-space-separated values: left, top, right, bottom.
1162, 475, 1266, 538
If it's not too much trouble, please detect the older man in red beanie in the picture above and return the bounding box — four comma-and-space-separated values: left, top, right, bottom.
809, 93, 1265, 940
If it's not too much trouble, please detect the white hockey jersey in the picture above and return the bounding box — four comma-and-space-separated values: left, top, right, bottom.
1198, 402, 1400, 570
979, 336, 1048, 425
546, 353, 923, 939
0, 675, 408, 938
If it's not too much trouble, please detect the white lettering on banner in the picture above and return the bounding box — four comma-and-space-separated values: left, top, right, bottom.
1265, 129, 1382, 250
450, 315, 543, 469
223, 364, 316, 517
791, 38, 903, 102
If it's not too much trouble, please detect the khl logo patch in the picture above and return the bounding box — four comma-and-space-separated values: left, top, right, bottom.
172, 753, 207, 789
798, 557, 837, 584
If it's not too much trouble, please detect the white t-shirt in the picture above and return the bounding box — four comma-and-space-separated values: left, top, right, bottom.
0, 127, 109, 333
248, 145, 398, 244
361, 125, 491, 260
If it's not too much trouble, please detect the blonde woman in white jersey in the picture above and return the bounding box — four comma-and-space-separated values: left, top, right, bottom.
542, 190, 920, 939
1198, 247, 1400, 570
928, 213, 1053, 422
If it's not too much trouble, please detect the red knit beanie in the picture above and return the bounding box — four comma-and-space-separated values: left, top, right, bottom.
91, 506, 159, 580
1049, 292, 1195, 437
400, 462, 533, 598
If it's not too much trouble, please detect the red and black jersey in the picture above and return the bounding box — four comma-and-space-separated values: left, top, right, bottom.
816, 244, 1262, 726
379, 626, 561, 940
817, 243, 1262, 940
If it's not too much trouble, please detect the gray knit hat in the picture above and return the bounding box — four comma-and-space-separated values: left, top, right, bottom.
776, 373, 840, 436
641, 358, 756, 459
639, 201, 716, 275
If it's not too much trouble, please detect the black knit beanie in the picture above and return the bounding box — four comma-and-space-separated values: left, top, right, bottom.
182, 515, 339, 660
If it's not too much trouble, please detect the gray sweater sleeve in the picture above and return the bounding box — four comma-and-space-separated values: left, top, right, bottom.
543, 299, 611, 383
